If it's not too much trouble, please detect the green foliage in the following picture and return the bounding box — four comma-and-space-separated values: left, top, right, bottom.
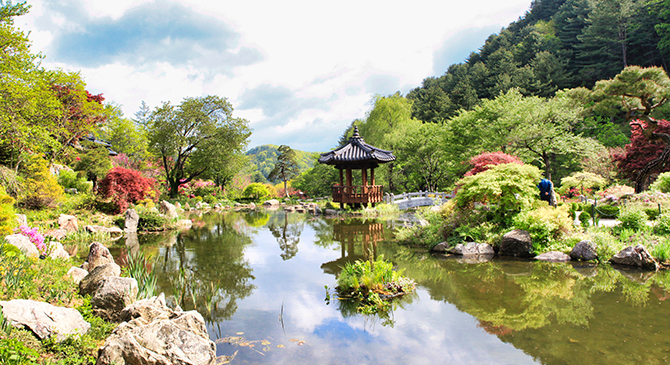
595, 204, 619, 218
645, 207, 661, 221
246, 144, 314, 183
655, 213, 670, 235
618, 205, 648, 231
137, 209, 167, 231
292, 159, 338, 198
395, 208, 445, 248
512, 205, 574, 251
651, 239, 670, 262
242, 183, 272, 201
0, 186, 15, 236
268, 145, 300, 197
19, 155, 63, 210
57, 169, 92, 194
578, 210, 591, 228
124, 251, 157, 299
455, 163, 543, 226
73, 141, 113, 188
650, 171, 670, 193
558, 171, 607, 195
0, 338, 39, 365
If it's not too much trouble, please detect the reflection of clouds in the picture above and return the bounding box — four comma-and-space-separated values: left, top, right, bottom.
287, 290, 338, 333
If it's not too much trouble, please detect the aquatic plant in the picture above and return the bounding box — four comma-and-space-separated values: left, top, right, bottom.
124, 251, 157, 299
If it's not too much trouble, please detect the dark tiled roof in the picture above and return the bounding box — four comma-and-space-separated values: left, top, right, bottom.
318, 126, 395, 168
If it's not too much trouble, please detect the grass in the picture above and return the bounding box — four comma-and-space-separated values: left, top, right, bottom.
123, 251, 157, 299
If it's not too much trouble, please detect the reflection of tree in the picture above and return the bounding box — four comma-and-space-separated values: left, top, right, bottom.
243, 210, 270, 227
267, 211, 304, 260
151, 212, 256, 323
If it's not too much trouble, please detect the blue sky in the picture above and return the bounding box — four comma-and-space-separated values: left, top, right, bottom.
19, 0, 532, 152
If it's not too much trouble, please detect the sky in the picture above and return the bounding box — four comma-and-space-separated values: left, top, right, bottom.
17, 0, 533, 152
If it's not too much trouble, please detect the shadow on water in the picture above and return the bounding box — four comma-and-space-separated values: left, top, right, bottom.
120, 210, 670, 365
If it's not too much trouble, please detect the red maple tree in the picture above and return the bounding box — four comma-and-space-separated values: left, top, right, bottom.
464, 151, 524, 177
99, 167, 157, 213
612, 119, 670, 185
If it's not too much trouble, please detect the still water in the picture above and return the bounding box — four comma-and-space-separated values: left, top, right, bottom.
119, 210, 670, 365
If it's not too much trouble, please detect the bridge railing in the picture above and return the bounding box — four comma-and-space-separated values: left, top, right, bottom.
384, 190, 454, 205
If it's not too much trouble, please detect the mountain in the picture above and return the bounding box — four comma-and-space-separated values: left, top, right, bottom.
246, 145, 315, 183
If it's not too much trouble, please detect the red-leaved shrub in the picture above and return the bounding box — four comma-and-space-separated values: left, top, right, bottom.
464, 151, 523, 177
612, 119, 670, 181
99, 167, 157, 213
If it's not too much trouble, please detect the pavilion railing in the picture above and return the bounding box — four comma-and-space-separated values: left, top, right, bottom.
331, 185, 384, 204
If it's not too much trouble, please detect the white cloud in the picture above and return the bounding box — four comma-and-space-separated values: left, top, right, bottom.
18, 0, 532, 151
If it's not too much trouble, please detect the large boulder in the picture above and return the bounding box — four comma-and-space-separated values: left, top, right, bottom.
91, 277, 139, 322
96, 304, 216, 365
610, 244, 658, 270
263, 199, 280, 207
570, 240, 598, 261
44, 229, 68, 241
58, 214, 79, 233
0, 299, 90, 342
534, 251, 571, 263
85, 225, 124, 236
79, 263, 122, 296
4, 234, 39, 258
119, 293, 173, 323
431, 242, 449, 253
124, 209, 140, 233
499, 229, 534, 258
159, 201, 179, 220
447, 242, 495, 256
83, 242, 115, 272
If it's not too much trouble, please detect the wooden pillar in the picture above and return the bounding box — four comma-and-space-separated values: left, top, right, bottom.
362, 168, 368, 194
339, 169, 344, 186
371, 168, 375, 185
346, 169, 352, 194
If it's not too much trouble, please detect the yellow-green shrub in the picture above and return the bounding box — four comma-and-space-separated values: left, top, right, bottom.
20, 155, 64, 210
0, 186, 15, 236
512, 205, 574, 251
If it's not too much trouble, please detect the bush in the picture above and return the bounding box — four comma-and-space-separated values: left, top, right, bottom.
0, 186, 15, 236
655, 213, 670, 235
558, 172, 607, 196
455, 163, 543, 226
645, 207, 661, 220
618, 205, 648, 231
578, 210, 591, 228
137, 210, 167, 231
98, 167, 157, 213
595, 204, 619, 219
243, 183, 272, 201
57, 169, 92, 194
513, 205, 574, 251
20, 155, 64, 210
652, 239, 670, 262
650, 171, 670, 193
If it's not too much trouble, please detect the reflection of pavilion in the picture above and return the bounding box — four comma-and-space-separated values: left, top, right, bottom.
321, 221, 385, 275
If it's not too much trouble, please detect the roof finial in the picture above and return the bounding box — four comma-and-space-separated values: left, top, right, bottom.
352, 125, 360, 138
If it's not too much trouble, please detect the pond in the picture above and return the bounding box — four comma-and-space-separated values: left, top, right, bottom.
117, 210, 670, 365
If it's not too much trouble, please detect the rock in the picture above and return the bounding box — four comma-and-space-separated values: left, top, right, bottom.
284, 206, 295, 212
85, 225, 124, 236
96, 310, 216, 365
314, 206, 322, 215
85, 242, 115, 271
610, 244, 658, 270
58, 214, 79, 233
324, 209, 338, 216
570, 240, 598, 261
184, 202, 191, 210
44, 229, 68, 241
448, 242, 495, 256
119, 293, 173, 323
174, 201, 183, 212
124, 209, 139, 233
263, 199, 280, 207
534, 251, 571, 262
296, 207, 306, 213
47, 241, 69, 259
15, 214, 27, 227
125, 233, 140, 256
431, 242, 450, 252
158, 200, 179, 220
79, 263, 122, 296
4, 234, 39, 258
176, 219, 192, 230
67, 267, 89, 284
0, 299, 90, 342
249, 202, 256, 209
195, 201, 203, 210
91, 277, 139, 322
499, 229, 534, 258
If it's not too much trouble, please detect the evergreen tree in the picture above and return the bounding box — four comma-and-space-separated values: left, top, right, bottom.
268, 145, 299, 198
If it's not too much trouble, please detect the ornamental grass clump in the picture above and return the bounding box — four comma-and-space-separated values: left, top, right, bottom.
336, 256, 415, 314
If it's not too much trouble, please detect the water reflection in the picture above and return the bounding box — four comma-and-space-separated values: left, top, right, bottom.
152, 212, 256, 323
126, 211, 670, 365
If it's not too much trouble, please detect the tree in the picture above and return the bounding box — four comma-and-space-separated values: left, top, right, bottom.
74, 141, 113, 192
268, 145, 299, 198
99, 167, 157, 213
613, 119, 670, 187
464, 151, 524, 177
147, 95, 251, 198
96, 104, 150, 168
592, 66, 670, 192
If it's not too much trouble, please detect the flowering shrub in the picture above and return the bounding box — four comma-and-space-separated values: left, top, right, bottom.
16, 225, 45, 254
98, 167, 157, 213
464, 151, 523, 177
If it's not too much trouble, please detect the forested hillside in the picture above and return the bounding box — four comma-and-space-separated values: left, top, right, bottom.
246, 145, 314, 183
408, 0, 669, 124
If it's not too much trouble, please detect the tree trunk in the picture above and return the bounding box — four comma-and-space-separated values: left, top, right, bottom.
542, 152, 552, 181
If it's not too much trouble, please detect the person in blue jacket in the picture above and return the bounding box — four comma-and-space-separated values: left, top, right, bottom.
538, 178, 554, 205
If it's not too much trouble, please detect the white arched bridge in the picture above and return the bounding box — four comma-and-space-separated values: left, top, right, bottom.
384, 191, 454, 210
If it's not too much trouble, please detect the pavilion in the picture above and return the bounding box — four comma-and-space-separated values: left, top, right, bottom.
318, 126, 395, 208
